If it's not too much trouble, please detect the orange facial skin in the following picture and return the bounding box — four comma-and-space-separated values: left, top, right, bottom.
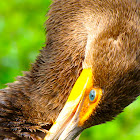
65, 68, 103, 127
79, 87, 102, 127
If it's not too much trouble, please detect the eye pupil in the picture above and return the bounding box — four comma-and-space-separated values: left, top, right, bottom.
89, 89, 96, 101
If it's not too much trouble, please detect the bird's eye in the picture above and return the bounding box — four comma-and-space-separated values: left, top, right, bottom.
89, 89, 96, 102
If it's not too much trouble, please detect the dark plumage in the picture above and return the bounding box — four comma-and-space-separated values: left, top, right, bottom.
0, 0, 140, 139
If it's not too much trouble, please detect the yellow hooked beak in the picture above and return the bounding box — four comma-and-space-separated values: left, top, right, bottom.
44, 69, 102, 140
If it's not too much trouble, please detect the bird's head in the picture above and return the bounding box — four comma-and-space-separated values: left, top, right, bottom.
44, 28, 140, 139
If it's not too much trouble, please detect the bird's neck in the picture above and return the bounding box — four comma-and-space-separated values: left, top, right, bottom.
5, 41, 84, 124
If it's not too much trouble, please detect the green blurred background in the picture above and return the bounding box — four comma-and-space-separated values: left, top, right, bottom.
0, 0, 139, 139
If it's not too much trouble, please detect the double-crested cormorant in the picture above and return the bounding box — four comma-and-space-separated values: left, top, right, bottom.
0, 0, 140, 139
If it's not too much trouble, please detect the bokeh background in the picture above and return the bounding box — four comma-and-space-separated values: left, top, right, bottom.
0, 0, 140, 140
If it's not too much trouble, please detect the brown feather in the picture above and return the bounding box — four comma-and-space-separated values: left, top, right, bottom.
0, 0, 139, 139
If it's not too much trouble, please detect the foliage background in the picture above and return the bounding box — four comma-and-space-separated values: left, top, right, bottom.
0, 0, 139, 139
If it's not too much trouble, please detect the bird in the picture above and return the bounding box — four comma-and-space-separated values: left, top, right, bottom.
0, 0, 140, 139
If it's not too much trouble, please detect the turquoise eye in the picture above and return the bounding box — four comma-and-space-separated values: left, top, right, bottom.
89, 89, 96, 101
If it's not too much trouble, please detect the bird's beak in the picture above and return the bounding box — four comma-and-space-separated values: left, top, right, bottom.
44, 69, 93, 140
